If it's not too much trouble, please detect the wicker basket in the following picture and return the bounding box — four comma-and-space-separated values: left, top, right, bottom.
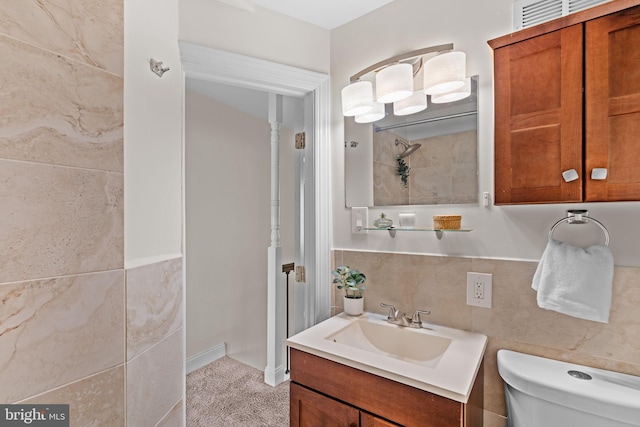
433, 215, 462, 230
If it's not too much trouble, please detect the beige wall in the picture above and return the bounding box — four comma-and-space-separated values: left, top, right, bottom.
333, 250, 640, 426
185, 89, 296, 369
179, 0, 330, 74
0, 1, 184, 425
125, 0, 183, 264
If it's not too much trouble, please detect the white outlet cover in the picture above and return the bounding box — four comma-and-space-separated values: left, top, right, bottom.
351, 207, 368, 234
466, 272, 492, 308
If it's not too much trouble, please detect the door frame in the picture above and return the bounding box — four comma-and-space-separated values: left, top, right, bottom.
179, 41, 332, 382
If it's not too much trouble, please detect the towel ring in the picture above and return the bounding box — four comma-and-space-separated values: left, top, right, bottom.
548, 210, 610, 246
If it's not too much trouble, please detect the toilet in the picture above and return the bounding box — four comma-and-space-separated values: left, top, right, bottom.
497, 349, 640, 427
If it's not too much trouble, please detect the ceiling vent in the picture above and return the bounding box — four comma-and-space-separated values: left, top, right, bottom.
514, 0, 611, 30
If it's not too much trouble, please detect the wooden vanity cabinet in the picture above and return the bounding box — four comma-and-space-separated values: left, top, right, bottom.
489, 1, 640, 205
289, 348, 484, 427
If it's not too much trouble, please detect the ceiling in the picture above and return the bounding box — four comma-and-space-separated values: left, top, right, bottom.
216, 0, 395, 29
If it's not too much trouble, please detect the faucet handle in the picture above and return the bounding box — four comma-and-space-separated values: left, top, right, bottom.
380, 303, 399, 320
410, 309, 431, 326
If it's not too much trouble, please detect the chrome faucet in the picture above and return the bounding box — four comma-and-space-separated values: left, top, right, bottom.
380, 303, 430, 328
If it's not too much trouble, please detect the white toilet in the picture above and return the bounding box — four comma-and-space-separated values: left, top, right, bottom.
497, 349, 640, 427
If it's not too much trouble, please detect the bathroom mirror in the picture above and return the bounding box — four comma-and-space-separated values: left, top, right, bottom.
345, 76, 478, 207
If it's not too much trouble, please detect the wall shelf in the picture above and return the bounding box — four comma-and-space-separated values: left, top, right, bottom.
364, 227, 473, 239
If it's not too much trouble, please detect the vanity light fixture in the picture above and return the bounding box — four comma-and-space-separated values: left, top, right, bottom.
423, 51, 466, 95
431, 76, 471, 103
341, 43, 468, 119
355, 102, 385, 123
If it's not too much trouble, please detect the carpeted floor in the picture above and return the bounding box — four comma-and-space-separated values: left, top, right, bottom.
186, 356, 290, 426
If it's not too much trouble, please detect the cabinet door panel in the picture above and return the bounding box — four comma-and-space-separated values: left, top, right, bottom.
494, 25, 583, 204
361, 412, 402, 427
586, 5, 640, 201
290, 383, 359, 427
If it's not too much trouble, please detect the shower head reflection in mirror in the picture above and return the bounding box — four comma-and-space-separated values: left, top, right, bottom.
395, 138, 421, 159
345, 76, 479, 208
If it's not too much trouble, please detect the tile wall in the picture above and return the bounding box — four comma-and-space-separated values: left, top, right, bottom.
333, 250, 640, 427
373, 130, 477, 205
0, 2, 184, 426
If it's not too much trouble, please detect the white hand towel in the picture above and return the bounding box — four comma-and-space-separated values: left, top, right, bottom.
532, 238, 614, 323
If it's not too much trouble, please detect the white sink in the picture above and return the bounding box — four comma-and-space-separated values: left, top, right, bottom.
287, 312, 487, 403
326, 318, 452, 367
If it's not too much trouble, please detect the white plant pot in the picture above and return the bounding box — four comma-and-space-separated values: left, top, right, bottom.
343, 296, 364, 316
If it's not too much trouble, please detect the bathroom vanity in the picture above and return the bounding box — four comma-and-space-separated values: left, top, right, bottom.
287, 312, 486, 427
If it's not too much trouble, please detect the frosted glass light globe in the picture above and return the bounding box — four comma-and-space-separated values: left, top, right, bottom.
376, 63, 413, 104
355, 102, 385, 123
424, 51, 466, 95
394, 90, 427, 115
431, 77, 471, 103
342, 81, 374, 116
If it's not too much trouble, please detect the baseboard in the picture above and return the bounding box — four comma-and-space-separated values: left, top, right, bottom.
264, 364, 285, 387
186, 342, 226, 374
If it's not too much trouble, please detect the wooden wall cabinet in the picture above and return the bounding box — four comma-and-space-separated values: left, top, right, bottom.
289, 348, 483, 427
489, 1, 640, 204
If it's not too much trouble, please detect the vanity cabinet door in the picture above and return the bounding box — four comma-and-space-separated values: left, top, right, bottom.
493, 24, 584, 204
290, 383, 359, 427
585, 5, 640, 201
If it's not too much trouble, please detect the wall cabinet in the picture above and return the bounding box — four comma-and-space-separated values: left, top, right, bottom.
489, 1, 640, 204
289, 348, 483, 427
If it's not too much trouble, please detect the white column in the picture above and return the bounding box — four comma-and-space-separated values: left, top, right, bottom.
265, 94, 284, 386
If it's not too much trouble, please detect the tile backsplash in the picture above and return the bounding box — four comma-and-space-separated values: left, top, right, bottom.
333, 250, 640, 424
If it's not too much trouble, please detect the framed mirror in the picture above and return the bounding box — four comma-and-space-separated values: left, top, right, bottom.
345, 75, 478, 207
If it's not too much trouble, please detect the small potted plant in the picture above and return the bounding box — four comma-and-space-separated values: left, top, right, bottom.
332, 265, 366, 316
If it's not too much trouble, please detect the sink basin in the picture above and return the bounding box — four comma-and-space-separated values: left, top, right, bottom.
287, 311, 487, 403
326, 319, 451, 367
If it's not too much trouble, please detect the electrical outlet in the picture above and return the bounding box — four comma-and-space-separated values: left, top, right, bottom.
474, 282, 484, 299
467, 272, 492, 308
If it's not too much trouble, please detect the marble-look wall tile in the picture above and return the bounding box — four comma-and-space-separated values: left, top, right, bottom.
0, 270, 125, 403
372, 130, 478, 205
0, 0, 123, 75
0, 160, 123, 283
0, 35, 123, 172
157, 400, 185, 427
127, 329, 184, 427
127, 257, 183, 360
484, 410, 506, 427
21, 365, 125, 426
472, 259, 640, 366
335, 251, 474, 330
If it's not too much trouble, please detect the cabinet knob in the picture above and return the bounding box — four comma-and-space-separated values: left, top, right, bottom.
591, 168, 608, 180
562, 169, 579, 182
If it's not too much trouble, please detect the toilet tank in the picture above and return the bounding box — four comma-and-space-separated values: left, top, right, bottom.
497, 350, 640, 427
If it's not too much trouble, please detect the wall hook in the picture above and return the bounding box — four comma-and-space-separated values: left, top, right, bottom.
150, 58, 170, 77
